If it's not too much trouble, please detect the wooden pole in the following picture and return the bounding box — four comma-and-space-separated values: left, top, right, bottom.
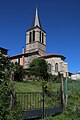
10, 72, 15, 109
61, 74, 65, 108
64, 72, 68, 108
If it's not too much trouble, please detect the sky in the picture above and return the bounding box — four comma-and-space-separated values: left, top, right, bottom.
0, 0, 80, 73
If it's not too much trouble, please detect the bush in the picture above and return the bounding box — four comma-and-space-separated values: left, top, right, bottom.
48, 73, 62, 83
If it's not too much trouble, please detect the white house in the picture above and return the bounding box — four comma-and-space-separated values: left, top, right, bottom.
71, 72, 80, 80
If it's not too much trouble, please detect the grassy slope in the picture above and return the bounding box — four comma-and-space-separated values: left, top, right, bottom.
14, 81, 42, 92
14, 81, 60, 92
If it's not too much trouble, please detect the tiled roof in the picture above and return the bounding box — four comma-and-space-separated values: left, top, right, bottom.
39, 53, 66, 60
9, 51, 39, 59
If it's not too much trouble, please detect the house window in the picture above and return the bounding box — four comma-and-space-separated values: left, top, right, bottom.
55, 63, 58, 72
48, 63, 52, 73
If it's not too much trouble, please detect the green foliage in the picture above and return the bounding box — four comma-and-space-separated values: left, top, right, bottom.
11, 62, 26, 81
42, 114, 70, 120
29, 58, 49, 80
0, 53, 10, 120
48, 73, 62, 83
0, 53, 23, 120
6, 103, 23, 120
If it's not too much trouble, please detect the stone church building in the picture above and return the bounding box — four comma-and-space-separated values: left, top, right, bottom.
9, 7, 68, 77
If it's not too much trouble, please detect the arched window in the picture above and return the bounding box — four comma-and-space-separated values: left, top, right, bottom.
48, 63, 52, 73
31, 32, 33, 42
33, 30, 35, 42
55, 63, 58, 72
29, 31, 35, 42
29, 32, 31, 43
40, 31, 41, 42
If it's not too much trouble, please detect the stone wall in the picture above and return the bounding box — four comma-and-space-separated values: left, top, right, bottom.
45, 57, 68, 77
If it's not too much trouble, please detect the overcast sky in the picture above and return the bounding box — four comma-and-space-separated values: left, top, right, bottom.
0, 0, 80, 73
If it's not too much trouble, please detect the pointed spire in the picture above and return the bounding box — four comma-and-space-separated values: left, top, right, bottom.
32, 6, 42, 28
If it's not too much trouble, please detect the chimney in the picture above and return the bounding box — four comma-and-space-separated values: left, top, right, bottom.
22, 47, 25, 54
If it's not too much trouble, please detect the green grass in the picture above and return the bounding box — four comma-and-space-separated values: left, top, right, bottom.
14, 81, 60, 92
14, 81, 42, 92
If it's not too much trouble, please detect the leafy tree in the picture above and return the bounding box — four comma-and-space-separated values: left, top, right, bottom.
10, 62, 26, 81
29, 58, 48, 80
0, 53, 10, 120
0, 52, 23, 120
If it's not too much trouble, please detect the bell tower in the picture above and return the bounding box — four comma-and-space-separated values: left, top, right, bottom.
26, 7, 46, 56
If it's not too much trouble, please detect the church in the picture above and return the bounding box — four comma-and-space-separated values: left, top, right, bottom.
9, 7, 68, 77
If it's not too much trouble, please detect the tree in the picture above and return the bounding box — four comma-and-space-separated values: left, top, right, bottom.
29, 58, 48, 80
0, 53, 10, 120
0, 52, 23, 120
9, 62, 26, 82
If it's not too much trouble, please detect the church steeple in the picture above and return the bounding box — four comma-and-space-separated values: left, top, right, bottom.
26, 6, 46, 55
32, 6, 42, 28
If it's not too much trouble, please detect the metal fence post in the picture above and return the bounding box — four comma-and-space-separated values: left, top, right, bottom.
61, 74, 65, 108
64, 75, 68, 108
42, 91, 44, 119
